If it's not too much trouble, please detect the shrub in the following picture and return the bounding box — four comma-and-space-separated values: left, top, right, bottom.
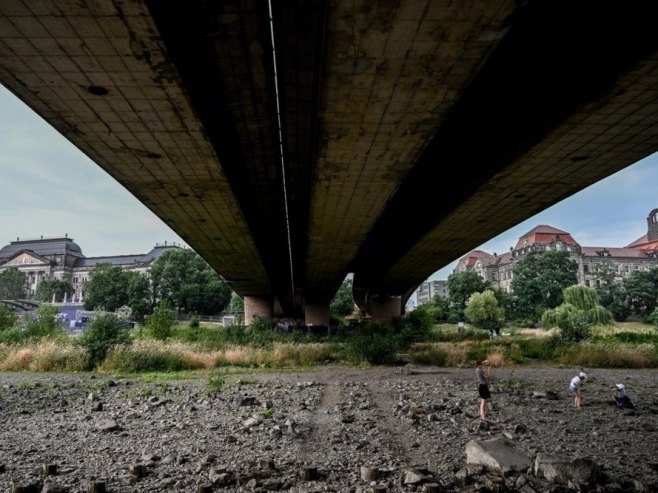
394, 308, 432, 347
148, 300, 175, 340
188, 315, 201, 329
76, 313, 132, 369
407, 345, 447, 366
0, 305, 17, 331
464, 290, 505, 334
347, 322, 401, 365
100, 340, 194, 372
23, 305, 65, 339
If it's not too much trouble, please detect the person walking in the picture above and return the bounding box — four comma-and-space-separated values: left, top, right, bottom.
568, 371, 587, 410
476, 360, 491, 420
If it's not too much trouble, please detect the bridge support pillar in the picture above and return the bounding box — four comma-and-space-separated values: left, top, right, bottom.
368, 295, 402, 323
304, 302, 330, 327
244, 296, 273, 325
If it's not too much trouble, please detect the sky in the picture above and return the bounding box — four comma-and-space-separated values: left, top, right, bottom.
0, 82, 657, 280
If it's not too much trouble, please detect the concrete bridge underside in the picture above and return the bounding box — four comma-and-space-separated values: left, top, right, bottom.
0, 1, 657, 323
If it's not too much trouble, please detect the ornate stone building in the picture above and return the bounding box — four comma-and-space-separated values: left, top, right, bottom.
0, 236, 179, 300
454, 208, 658, 292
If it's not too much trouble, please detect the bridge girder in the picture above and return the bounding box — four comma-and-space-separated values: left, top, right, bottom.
0, 1, 657, 320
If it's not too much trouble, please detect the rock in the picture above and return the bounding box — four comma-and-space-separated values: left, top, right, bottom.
360, 466, 379, 481
96, 419, 119, 432
534, 454, 602, 484
465, 437, 532, 474
299, 466, 318, 480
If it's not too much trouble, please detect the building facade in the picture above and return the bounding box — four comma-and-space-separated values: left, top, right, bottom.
454, 208, 658, 292
416, 279, 449, 306
0, 235, 179, 300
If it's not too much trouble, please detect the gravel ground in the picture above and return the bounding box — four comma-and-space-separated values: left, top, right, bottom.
0, 364, 657, 492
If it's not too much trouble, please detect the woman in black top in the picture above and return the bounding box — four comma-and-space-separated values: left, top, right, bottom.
476, 360, 491, 420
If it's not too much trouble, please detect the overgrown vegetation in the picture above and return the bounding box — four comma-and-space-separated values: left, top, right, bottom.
0, 297, 655, 373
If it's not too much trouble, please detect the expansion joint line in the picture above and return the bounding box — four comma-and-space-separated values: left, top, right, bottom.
268, 0, 296, 310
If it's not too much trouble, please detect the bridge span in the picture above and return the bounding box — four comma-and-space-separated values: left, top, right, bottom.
0, 1, 657, 323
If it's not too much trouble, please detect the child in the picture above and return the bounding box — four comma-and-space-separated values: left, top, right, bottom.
475, 360, 491, 420
614, 383, 636, 410
568, 371, 587, 410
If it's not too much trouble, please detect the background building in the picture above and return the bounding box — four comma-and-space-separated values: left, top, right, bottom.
416, 280, 449, 306
454, 208, 658, 291
0, 236, 179, 300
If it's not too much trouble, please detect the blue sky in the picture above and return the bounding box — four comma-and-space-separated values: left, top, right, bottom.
0, 83, 656, 280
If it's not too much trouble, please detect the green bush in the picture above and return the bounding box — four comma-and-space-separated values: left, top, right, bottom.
0, 326, 24, 344
76, 313, 132, 369
188, 315, 200, 329
407, 346, 447, 366
102, 348, 185, 372
347, 322, 401, 365
148, 300, 175, 340
0, 305, 17, 331
393, 308, 432, 347
24, 306, 65, 339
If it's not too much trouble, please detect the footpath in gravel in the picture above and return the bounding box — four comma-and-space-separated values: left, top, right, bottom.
0, 365, 657, 492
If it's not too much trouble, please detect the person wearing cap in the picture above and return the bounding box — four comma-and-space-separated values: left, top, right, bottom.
614, 383, 636, 410
568, 371, 587, 410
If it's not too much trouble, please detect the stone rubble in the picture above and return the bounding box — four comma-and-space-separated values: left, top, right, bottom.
0, 366, 656, 492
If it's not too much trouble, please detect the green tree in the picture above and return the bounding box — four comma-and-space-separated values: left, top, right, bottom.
24, 305, 64, 339
150, 249, 232, 315
426, 295, 450, 323
76, 313, 132, 369
0, 268, 27, 299
0, 304, 17, 330
542, 285, 612, 341
595, 263, 630, 321
464, 290, 505, 334
35, 278, 74, 302
330, 278, 356, 317
510, 251, 578, 321
446, 271, 490, 321
147, 300, 175, 340
623, 268, 658, 319
83, 264, 131, 312
126, 271, 150, 323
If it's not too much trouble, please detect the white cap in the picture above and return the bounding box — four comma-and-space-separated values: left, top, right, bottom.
615, 383, 625, 390
579, 372, 587, 379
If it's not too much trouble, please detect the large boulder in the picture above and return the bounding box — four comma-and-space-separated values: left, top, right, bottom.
465, 437, 532, 474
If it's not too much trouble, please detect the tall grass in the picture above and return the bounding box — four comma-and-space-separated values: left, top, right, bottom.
0, 340, 87, 372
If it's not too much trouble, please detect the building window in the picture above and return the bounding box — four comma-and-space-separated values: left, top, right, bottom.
584, 265, 589, 273
596, 280, 600, 287
585, 280, 590, 287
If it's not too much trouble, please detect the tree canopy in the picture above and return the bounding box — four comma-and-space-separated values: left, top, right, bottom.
150, 249, 232, 315
330, 278, 356, 317
623, 268, 658, 319
446, 270, 490, 320
35, 278, 74, 302
464, 289, 505, 334
83, 264, 132, 312
510, 250, 578, 321
0, 268, 28, 299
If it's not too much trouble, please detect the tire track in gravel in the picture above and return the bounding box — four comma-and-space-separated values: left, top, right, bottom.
369, 374, 440, 470
295, 377, 341, 462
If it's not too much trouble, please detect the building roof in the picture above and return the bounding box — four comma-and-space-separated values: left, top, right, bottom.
75, 244, 179, 268
0, 236, 83, 260
625, 234, 658, 251
75, 255, 145, 268
515, 225, 578, 249
581, 246, 655, 259
456, 250, 497, 269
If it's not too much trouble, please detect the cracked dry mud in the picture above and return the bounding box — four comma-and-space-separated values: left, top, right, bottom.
0, 365, 657, 492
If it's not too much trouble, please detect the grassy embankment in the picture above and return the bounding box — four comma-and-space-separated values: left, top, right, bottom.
0, 321, 656, 373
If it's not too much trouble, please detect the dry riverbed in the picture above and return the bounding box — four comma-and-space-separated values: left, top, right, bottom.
1, 365, 657, 492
